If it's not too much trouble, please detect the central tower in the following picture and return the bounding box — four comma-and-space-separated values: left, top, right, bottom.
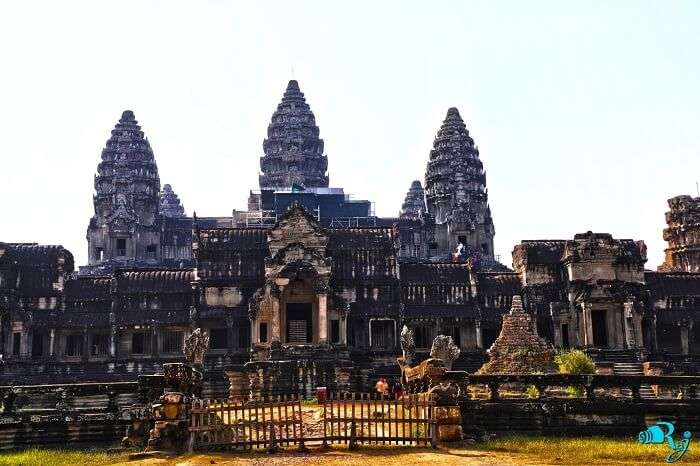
424, 107, 495, 259
259, 80, 329, 189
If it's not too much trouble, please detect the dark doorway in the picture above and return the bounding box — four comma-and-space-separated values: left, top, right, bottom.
286, 303, 313, 343
591, 309, 608, 347
561, 324, 570, 347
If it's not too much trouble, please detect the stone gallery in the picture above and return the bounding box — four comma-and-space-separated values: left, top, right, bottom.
1, 80, 699, 395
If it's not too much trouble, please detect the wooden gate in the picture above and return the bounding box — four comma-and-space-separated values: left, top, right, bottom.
189, 395, 304, 450
189, 393, 437, 451
322, 393, 437, 448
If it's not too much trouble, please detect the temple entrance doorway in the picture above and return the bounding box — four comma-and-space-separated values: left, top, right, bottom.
592, 309, 608, 347
286, 303, 313, 344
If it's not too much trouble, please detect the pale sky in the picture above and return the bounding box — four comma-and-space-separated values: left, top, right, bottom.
1, 1, 699, 269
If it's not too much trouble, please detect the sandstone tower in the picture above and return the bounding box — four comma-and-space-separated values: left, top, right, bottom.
661, 195, 700, 272
399, 180, 427, 220
258, 80, 329, 190
424, 108, 495, 259
86, 111, 162, 266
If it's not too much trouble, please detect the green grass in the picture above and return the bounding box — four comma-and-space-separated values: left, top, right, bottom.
0, 448, 126, 466
472, 435, 690, 464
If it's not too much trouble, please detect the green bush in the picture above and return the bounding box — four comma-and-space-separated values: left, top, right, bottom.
555, 349, 595, 374
555, 349, 595, 397
525, 384, 539, 399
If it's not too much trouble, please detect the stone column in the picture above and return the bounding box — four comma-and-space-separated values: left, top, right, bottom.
151, 324, 159, 357
49, 328, 55, 357
318, 294, 328, 344
340, 313, 347, 345
582, 303, 594, 347
623, 301, 635, 349
109, 323, 118, 358
82, 327, 89, 362
225, 365, 248, 402
552, 320, 562, 348
633, 313, 644, 349
226, 316, 235, 355
680, 324, 690, 356
475, 319, 483, 349
271, 298, 280, 342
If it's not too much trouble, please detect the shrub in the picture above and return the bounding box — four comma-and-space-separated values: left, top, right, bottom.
555, 349, 595, 375
555, 349, 595, 397
525, 384, 539, 399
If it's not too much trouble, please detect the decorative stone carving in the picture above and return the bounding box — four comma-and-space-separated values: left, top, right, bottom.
478, 296, 558, 374
184, 328, 209, 371
430, 335, 461, 370
400, 325, 416, 366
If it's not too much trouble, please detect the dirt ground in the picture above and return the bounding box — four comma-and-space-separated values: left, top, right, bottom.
115, 447, 556, 466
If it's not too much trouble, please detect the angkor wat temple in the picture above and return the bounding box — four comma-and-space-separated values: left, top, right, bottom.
2, 80, 699, 395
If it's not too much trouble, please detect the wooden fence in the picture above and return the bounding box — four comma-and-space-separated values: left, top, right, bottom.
189, 393, 437, 451
322, 392, 437, 448
189, 395, 304, 451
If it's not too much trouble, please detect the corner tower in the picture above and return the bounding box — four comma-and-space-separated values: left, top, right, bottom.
259, 80, 329, 189
87, 110, 161, 266
660, 195, 700, 272
424, 108, 495, 259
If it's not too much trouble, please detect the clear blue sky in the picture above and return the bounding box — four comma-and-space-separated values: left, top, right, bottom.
1, 1, 699, 268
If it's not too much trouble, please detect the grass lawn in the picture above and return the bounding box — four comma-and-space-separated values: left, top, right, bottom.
0, 448, 128, 466
472, 435, 688, 464
0, 437, 691, 465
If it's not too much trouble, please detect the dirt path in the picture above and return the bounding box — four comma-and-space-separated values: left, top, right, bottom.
115, 447, 555, 466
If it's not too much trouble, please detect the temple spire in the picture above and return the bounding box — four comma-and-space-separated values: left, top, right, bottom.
424, 107, 495, 259
159, 184, 186, 218
259, 80, 329, 189
399, 180, 427, 219
86, 110, 161, 266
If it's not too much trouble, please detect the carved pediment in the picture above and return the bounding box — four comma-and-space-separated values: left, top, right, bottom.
267, 203, 328, 258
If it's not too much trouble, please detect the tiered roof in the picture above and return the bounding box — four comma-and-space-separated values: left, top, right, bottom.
90, 110, 160, 230
399, 180, 427, 219
259, 80, 328, 189
159, 184, 186, 218
424, 107, 492, 229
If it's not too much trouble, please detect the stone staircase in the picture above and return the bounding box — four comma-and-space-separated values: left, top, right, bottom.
604, 351, 655, 398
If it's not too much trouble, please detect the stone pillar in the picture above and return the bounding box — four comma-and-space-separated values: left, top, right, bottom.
271, 298, 280, 342
633, 313, 644, 349
681, 324, 690, 356
623, 301, 635, 349
318, 294, 328, 344
340, 313, 347, 345
109, 324, 118, 358
582, 303, 594, 347
226, 316, 235, 355
151, 324, 159, 357
475, 319, 483, 349
224, 365, 248, 401
251, 317, 259, 344
552, 319, 562, 347
651, 316, 659, 351
49, 328, 55, 357
82, 327, 89, 362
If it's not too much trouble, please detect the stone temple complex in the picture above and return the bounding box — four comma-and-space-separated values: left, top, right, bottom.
1, 80, 699, 395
